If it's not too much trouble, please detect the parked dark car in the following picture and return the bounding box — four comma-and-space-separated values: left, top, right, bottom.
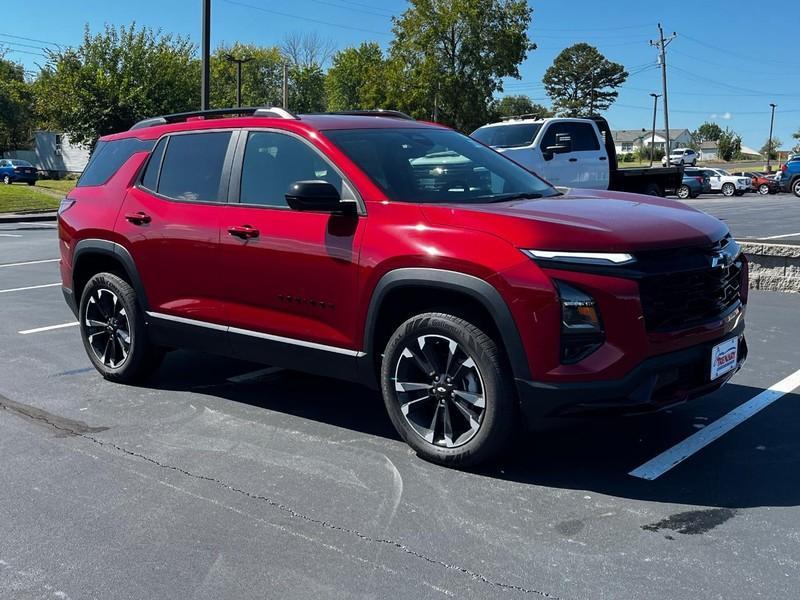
0, 159, 37, 185
683, 168, 712, 195
676, 172, 704, 199
731, 171, 780, 195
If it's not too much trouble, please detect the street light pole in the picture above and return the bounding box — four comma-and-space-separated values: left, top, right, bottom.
224, 54, 254, 108
650, 24, 676, 155
767, 103, 777, 172
649, 92, 661, 168
200, 0, 211, 110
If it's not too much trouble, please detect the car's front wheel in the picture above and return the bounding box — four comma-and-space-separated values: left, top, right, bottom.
758, 183, 769, 195
79, 272, 163, 383
2, 175, 10, 185
722, 182, 736, 197
677, 184, 691, 199
793, 179, 800, 198
380, 312, 516, 467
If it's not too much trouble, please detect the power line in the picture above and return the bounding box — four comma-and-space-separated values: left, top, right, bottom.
668, 64, 800, 98
222, 0, 391, 36
305, 0, 395, 17
679, 33, 794, 67
0, 47, 48, 58
0, 31, 64, 48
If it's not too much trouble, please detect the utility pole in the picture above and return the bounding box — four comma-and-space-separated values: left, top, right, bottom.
649, 92, 662, 167
200, 0, 211, 110
767, 103, 777, 172
650, 24, 676, 155
225, 54, 254, 108
282, 63, 289, 110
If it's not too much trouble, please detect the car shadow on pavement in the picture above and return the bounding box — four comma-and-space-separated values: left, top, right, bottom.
148, 352, 798, 509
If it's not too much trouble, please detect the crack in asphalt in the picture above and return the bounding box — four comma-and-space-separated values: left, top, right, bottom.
1, 397, 563, 598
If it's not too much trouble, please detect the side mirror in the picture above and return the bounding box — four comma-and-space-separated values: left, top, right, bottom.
285, 180, 354, 214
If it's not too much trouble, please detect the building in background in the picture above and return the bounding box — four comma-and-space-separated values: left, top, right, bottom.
2, 131, 90, 177
612, 128, 692, 155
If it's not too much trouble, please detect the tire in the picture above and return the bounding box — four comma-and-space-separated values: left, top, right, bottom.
677, 184, 691, 199
2, 175, 10, 185
721, 182, 735, 197
380, 312, 516, 467
691, 160, 697, 167
758, 184, 769, 195
79, 272, 163, 383
643, 183, 663, 197
734, 190, 745, 197
793, 179, 800, 198
27, 181, 35, 186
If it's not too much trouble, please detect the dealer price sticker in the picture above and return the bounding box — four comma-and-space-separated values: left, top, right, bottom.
711, 338, 738, 380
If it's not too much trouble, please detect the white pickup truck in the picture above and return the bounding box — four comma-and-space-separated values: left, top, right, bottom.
471, 116, 682, 196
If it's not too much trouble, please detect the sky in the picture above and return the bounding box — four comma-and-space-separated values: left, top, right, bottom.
3, 0, 798, 149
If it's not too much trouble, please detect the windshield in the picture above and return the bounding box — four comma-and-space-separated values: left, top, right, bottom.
10, 160, 32, 167
716, 169, 730, 176
470, 123, 542, 149
324, 127, 558, 204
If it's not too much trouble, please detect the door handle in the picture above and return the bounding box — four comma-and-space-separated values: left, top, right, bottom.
599, 156, 607, 161
568, 158, 578, 162
228, 225, 260, 240
125, 211, 151, 225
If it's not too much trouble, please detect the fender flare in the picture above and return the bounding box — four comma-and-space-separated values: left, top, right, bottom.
72, 239, 150, 311
360, 268, 531, 385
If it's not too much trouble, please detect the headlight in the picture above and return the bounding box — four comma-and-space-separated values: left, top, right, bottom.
522, 249, 635, 266
556, 281, 605, 363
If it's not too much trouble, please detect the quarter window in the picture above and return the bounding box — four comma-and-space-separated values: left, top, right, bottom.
157, 131, 232, 202
77, 138, 155, 187
140, 137, 167, 192
239, 131, 344, 207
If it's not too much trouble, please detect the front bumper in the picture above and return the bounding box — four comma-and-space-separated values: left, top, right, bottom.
516, 320, 747, 421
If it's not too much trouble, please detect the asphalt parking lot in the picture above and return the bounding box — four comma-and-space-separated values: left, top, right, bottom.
1, 222, 800, 599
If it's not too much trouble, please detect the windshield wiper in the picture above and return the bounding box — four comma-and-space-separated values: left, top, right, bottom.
481, 192, 545, 202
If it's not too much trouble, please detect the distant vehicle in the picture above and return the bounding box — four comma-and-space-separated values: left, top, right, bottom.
0, 159, 37, 186
730, 171, 780, 195
779, 159, 800, 197
471, 116, 681, 196
661, 148, 698, 167
695, 168, 751, 197
676, 172, 705, 199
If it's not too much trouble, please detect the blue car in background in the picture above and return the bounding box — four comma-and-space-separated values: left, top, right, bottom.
780, 157, 800, 197
0, 159, 37, 185
676, 169, 710, 199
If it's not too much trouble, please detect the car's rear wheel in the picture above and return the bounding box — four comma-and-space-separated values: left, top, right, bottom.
722, 182, 736, 197
758, 183, 769, 195
2, 175, 10, 185
793, 179, 800, 198
380, 312, 516, 467
691, 160, 697, 166
643, 183, 663, 197
677, 184, 691, 199
27, 181, 35, 186
79, 272, 163, 383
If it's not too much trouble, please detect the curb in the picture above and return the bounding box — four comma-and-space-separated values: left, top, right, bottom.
0, 211, 58, 224
740, 241, 800, 294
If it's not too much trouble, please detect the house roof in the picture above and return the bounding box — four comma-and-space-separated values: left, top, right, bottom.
612, 128, 690, 143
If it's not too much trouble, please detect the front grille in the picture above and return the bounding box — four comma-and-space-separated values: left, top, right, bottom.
638, 238, 743, 332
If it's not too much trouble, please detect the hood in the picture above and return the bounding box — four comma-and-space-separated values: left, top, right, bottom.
421, 188, 729, 252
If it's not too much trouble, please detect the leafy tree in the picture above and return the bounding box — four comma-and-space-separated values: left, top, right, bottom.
543, 43, 627, 117
0, 54, 33, 154
387, 0, 536, 132
717, 128, 742, 161
691, 122, 723, 143
35, 24, 198, 146
491, 95, 553, 119
325, 43, 386, 111
289, 64, 326, 113
210, 43, 284, 108
793, 127, 800, 152
760, 137, 782, 161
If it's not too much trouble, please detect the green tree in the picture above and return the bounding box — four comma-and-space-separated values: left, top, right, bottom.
792, 127, 800, 152
289, 64, 326, 113
325, 43, 386, 111
34, 24, 198, 146
760, 137, 782, 161
387, 0, 536, 132
0, 54, 33, 154
543, 43, 627, 117
717, 128, 742, 161
210, 43, 284, 108
691, 122, 723, 143
491, 95, 553, 119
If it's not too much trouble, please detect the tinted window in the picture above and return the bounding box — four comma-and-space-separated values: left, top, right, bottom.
541, 122, 599, 152
240, 131, 343, 207
140, 137, 167, 191
325, 128, 558, 204
77, 138, 154, 187
471, 123, 542, 148
10, 159, 32, 167
158, 132, 232, 202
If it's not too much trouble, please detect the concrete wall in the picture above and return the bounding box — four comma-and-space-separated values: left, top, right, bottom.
741, 242, 800, 293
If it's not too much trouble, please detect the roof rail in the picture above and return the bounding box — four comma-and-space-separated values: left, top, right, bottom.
129, 106, 299, 130
321, 109, 415, 121
499, 113, 548, 122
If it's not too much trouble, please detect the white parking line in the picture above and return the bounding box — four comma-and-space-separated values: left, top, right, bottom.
759, 232, 800, 240
19, 321, 79, 335
0, 234, 22, 238
0, 282, 60, 294
630, 367, 800, 480
0, 258, 59, 268
227, 367, 284, 383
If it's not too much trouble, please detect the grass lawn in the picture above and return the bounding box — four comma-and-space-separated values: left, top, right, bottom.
0, 183, 61, 213
36, 179, 77, 194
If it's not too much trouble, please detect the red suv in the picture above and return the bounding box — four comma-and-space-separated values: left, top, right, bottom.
58, 107, 748, 466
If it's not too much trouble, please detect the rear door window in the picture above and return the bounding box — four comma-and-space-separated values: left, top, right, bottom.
156, 131, 233, 202
541, 122, 600, 152
77, 138, 155, 187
